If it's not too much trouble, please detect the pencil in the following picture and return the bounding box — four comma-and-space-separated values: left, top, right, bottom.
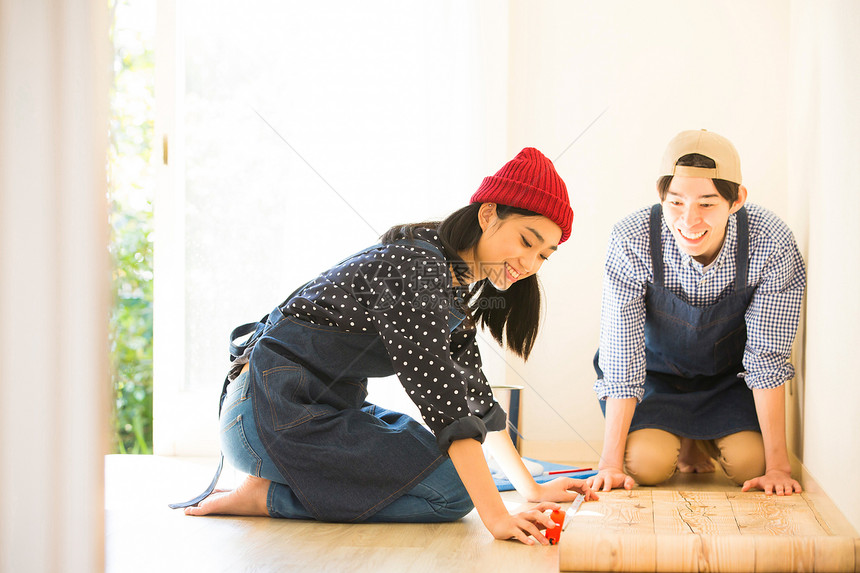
547, 467, 592, 475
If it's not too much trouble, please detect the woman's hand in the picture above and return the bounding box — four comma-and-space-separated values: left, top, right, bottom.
486, 502, 561, 545
586, 467, 636, 492
530, 477, 599, 503
742, 469, 802, 496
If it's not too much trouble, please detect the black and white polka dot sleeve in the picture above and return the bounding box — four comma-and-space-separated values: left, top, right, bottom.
368, 245, 505, 453
448, 325, 506, 431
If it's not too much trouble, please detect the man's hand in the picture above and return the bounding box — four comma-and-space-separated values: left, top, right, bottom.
586, 467, 636, 492
742, 469, 802, 496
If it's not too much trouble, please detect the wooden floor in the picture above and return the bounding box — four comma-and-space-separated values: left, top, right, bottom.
105, 455, 857, 573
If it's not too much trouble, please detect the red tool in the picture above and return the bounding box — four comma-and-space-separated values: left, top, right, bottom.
545, 494, 585, 545
545, 509, 565, 545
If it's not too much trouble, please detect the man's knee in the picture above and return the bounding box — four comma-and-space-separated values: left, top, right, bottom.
624, 429, 680, 486
714, 431, 765, 485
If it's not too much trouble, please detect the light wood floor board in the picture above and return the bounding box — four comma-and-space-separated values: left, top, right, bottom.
105, 455, 857, 573
105, 455, 560, 572
560, 489, 858, 572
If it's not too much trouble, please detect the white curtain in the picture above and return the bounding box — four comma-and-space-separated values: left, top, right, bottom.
0, 1, 109, 571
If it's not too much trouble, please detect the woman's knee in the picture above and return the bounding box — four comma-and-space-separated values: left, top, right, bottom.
427, 462, 474, 521
406, 460, 474, 522
714, 431, 765, 485
435, 483, 474, 521
624, 429, 680, 485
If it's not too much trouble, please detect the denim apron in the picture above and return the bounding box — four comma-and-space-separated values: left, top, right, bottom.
249, 239, 467, 522
597, 204, 760, 439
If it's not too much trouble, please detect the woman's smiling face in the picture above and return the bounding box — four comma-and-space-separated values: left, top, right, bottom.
466, 203, 562, 291
661, 177, 747, 266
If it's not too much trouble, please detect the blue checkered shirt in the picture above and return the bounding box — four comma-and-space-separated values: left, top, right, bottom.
594, 203, 806, 402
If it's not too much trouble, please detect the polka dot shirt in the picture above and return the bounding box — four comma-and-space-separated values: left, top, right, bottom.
284, 228, 505, 448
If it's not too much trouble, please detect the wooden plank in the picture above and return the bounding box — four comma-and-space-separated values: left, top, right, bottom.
653, 491, 740, 536
654, 533, 699, 572
697, 535, 756, 573
727, 491, 828, 537
855, 537, 860, 573
654, 534, 758, 573
561, 534, 857, 573
566, 489, 654, 536
811, 536, 856, 573
563, 531, 656, 572
752, 536, 816, 572
561, 491, 858, 572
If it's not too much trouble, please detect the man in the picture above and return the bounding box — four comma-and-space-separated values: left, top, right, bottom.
590, 129, 805, 495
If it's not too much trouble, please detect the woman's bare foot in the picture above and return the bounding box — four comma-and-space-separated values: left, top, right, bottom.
184, 475, 271, 517
678, 438, 715, 473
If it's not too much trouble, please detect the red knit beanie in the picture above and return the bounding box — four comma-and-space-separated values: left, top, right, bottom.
470, 147, 573, 244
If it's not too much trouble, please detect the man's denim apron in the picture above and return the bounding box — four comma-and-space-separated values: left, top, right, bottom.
174, 238, 468, 523
597, 204, 760, 439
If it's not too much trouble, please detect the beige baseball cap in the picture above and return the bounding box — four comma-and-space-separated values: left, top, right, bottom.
659, 129, 742, 184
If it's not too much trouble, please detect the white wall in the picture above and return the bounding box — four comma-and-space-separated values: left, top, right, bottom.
503, 0, 791, 458
789, 0, 860, 534
504, 0, 859, 532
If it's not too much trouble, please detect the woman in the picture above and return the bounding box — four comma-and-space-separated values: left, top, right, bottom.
179, 148, 596, 545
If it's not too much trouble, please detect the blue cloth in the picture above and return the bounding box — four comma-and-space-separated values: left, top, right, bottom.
221, 371, 474, 523
493, 458, 597, 492
594, 203, 805, 402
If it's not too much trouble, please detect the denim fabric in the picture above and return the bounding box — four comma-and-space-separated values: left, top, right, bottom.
248, 314, 446, 522
267, 460, 473, 523
215, 236, 507, 522
220, 372, 288, 483
220, 371, 472, 522
349, 459, 472, 523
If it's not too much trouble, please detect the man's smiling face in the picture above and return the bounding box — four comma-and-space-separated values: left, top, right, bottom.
661, 177, 746, 266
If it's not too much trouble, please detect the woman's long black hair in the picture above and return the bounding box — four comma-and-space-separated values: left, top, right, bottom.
380, 203, 542, 361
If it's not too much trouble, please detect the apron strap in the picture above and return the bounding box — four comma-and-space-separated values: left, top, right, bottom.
167, 373, 232, 509
167, 454, 224, 509
229, 319, 266, 361
734, 207, 749, 291
649, 204, 665, 287
229, 238, 448, 365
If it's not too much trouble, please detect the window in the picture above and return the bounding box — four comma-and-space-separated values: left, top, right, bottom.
154, 0, 508, 455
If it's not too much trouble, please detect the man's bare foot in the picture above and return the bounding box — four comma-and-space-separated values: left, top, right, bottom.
678, 438, 715, 473
184, 475, 271, 517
